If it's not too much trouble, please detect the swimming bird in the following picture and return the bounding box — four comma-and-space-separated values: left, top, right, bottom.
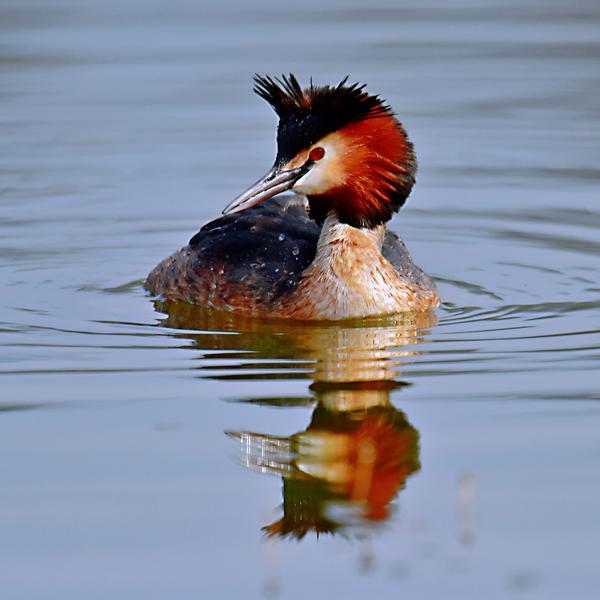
145, 75, 439, 320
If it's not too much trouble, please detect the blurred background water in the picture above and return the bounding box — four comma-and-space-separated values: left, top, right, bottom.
1, 0, 599, 598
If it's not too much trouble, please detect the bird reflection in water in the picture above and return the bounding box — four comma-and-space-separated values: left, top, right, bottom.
229, 385, 419, 539
154, 299, 435, 539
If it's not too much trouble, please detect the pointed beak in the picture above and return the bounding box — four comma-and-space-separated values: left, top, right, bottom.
222, 164, 307, 215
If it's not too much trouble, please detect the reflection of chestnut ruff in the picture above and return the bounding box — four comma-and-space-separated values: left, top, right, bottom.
228, 397, 420, 540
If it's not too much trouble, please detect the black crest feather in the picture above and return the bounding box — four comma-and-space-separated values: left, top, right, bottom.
254, 74, 392, 163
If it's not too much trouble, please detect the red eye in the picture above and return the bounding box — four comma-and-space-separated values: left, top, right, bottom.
309, 146, 325, 162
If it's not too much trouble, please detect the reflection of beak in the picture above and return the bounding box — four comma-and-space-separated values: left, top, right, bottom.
223, 164, 308, 215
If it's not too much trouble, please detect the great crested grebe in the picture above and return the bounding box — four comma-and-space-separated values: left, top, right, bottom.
146, 75, 439, 320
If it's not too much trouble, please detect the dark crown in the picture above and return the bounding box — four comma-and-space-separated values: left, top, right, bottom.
254, 74, 393, 163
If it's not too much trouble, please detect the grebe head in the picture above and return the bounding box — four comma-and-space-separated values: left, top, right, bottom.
223, 74, 417, 229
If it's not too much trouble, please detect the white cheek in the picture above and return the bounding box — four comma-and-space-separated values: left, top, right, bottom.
292, 164, 327, 195
292, 142, 341, 195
